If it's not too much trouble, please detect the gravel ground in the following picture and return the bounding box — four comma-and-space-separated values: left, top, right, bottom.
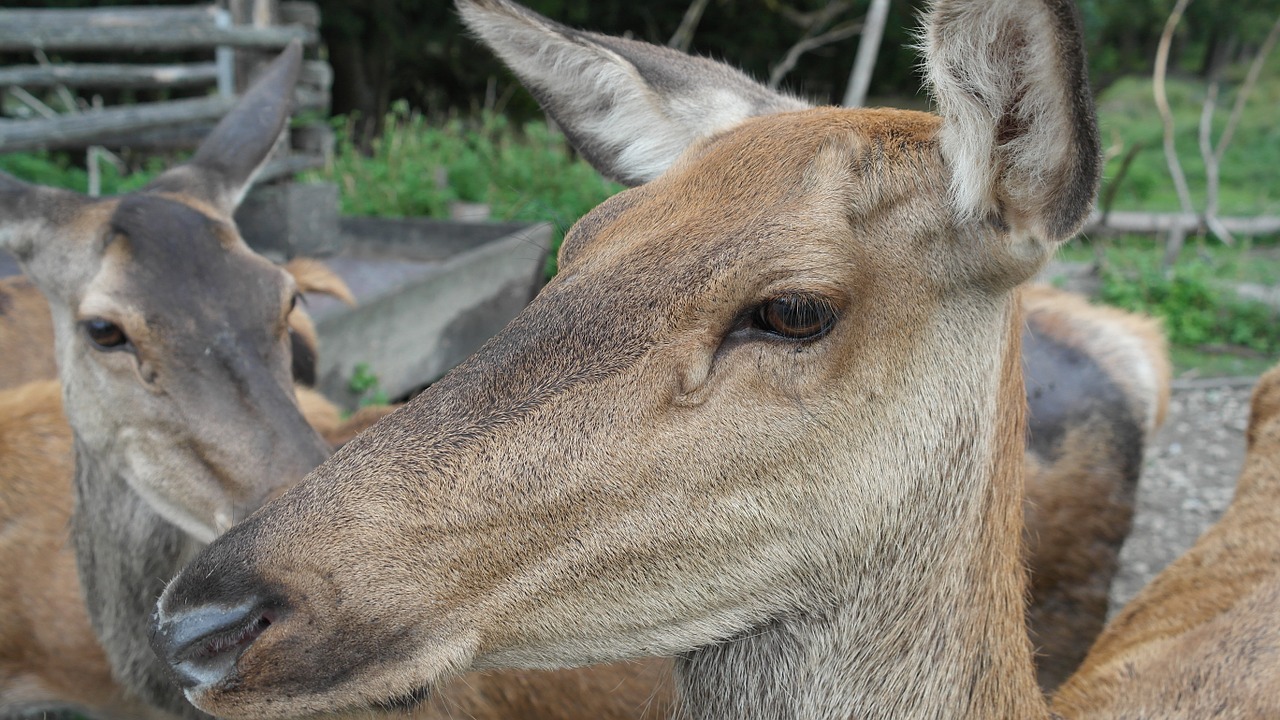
1108, 378, 1256, 614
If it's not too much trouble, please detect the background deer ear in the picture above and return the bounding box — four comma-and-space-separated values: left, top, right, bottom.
145, 40, 303, 214
924, 0, 1100, 246
458, 0, 808, 186
0, 171, 86, 262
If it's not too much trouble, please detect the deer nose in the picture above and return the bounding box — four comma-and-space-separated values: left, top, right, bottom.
149, 599, 275, 689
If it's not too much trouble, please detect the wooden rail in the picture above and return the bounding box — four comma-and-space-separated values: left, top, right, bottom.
0, 64, 221, 90
0, 87, 328, 153
1086, 210, 1280, 237
0, 7, 315, 52
0, 3, 331, 158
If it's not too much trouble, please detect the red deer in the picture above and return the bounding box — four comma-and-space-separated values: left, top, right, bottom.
0, 42, 331, 720
152, 1, 1230, 718
1020, 285, 1169, 688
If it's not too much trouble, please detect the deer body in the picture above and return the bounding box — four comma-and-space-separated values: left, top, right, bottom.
0, 276, 58, 390
163, 0, 1280, 716
1050, 365, 1280, 717
1020, 285, 1169, 689
152, 0, 1112, 718
0, 381, 159, 720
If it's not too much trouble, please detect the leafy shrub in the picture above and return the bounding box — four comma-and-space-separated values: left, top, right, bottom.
0, 150, 163, 195
308, 104, 622, 276
1099, 254, 1280, 355
347, 362, 390, 408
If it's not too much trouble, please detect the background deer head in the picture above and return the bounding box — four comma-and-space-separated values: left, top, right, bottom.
0, 43, 331, 545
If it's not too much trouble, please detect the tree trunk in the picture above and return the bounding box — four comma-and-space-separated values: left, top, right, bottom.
1153, 0, 1197, 269
842, 0, 889, 107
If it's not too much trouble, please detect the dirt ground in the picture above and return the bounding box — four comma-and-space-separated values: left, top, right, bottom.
1108, 378, 1257, 614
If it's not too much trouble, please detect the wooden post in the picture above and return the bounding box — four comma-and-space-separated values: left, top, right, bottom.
226, 0, 281, 92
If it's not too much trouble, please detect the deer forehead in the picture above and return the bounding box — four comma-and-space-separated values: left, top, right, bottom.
76, 194, 288, 334
562, 107, 947, 277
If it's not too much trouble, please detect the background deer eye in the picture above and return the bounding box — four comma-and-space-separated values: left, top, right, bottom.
754, 295, 838, 340
82, 319, 131, 351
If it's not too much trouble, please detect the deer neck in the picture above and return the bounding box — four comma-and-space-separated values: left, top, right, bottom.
674, 300, 1050, 720
70, 437, 213, 720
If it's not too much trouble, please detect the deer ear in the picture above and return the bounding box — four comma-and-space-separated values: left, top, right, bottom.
458, 0, 808, 186
145, 40, 303, 214
924, 0, 1100, 246
0, 171, 86, 262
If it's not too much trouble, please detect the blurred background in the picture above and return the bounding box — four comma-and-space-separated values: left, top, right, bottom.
1, 0, 1277, 377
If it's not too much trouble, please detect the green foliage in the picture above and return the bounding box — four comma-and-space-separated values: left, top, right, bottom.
348, 362, 390, 408
1095, 71, 1280, 217
0, 151, 163, 195
307, 104, 623, 276
1096, 247, 1280, 356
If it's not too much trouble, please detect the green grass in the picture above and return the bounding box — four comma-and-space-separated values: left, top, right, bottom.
304, 103, 623, 277
0, 150, 163, 195
1094, 63, 1280, 216
1169, 346, 1278, 379
1058, 236, 1280, 375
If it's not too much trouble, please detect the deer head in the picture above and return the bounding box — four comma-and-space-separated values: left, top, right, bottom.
153, 1, 1099, 717
0, 41, 330, 545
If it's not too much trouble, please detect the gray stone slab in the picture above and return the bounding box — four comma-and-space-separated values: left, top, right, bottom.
235, 181, 341, 259
310, 220, 552, 409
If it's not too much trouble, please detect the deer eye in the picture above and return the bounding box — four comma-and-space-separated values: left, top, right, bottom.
82, 318, 131, 351
753, 294, 838, 340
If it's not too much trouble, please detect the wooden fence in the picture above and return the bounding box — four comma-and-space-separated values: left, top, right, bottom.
0, 1, 332, 185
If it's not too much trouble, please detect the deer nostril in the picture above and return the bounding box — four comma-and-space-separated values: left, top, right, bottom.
149, 599, 275, 689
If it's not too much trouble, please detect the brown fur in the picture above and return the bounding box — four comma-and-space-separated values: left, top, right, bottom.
313, 402, 402, 449
0, 382, 155, 720
1051, 363, 1280, 717
0, 276, 58, 390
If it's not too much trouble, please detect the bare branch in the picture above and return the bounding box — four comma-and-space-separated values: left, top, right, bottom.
769, 21, 862, 90
1214, 12, 1280, 164
773, 0, 852, 29
1100, 141, 1144, 224
667, 0, 714, 53
1198, 76, 1232, 243
1153, 0, 1197, 266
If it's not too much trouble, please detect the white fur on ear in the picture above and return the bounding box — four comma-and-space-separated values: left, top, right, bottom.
459, 0, 807, 186
923, 0, 1099, 243
0, 173, 84, 261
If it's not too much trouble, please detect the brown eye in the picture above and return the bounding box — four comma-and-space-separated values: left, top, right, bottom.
82, 318, 131, 351
754, 294, 838, 340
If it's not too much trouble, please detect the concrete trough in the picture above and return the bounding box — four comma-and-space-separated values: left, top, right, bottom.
308, 216, 552, 409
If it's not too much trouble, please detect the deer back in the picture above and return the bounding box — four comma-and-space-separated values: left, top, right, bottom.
1051, 363, 1280, 717
1019, 284, 1170, 690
